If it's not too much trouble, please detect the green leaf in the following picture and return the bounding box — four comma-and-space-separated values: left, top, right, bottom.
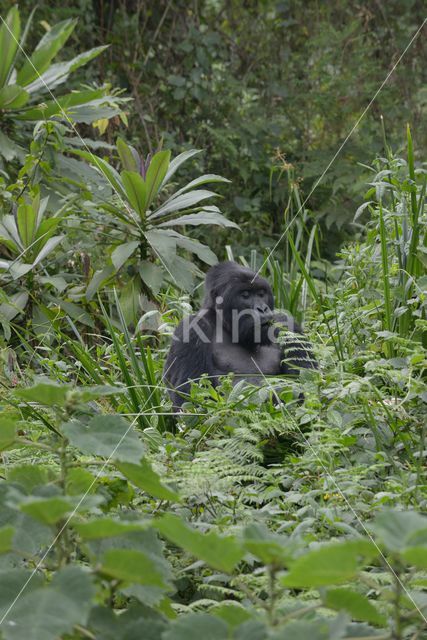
62, 414, 144, 464
145, 150, 171, 208
121, 170, 147, 216
160, 149, 201, 189
168, 231, 217, 265
86, 265, 115, 300
0, 6, 21, 89
16, 203, 37, 248
117, 137, 139, 172
116, 459, 179, 502
370, 510, 427, 552
19, 496, 79, 525
162, 614, 228, 640
324, 588, 386, 625
17, 18, 77, 86
31, 235, 64, 267
282, 540, 378, 588
172, 173, 231, 198
271, 619, 331, 640
158, 209, 240, 228
154, 513, 243, 573
73, 517, 149, 540
0, 569, 44, 621
17, 87, 106, 119
139, 261, 164, 295
0, 526, 14, 554
0, 84, 29, 109
14, 381, 69, 406
111, 240, 139, 271
54, 299, 95, 328
23, 46, 109, 94
243, 523, 293, 567
3, 566, 94, 640
70, 148, 126, 198
401, 546, 427, 569
101, 549, 168, 587
0, 130, 21, 161
0, 419, 16, 450
7, 465, 54, 492
66, 468, 95, 496
150, 189, 217, 220
212, 603, 252, 629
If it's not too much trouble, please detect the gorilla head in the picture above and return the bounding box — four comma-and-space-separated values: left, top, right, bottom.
203, 261, 274, 347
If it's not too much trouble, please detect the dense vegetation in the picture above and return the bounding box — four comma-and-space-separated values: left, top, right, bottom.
0, 3, 426, 639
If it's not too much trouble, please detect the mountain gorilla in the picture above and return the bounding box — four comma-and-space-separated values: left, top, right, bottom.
164, 261, 316, 408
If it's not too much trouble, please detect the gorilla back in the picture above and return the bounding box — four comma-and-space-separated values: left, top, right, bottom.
164, 261, 316, 408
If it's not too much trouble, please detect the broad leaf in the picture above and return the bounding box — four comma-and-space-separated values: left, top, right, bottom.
17, 18, 77, 86
16, 203, 36, 248
86, 265, 115, 300
19, 495, 89, 525
243, 523, 293, 566
0, 84, 29, 109
121, 170, 147, 216
14, 381, 69, 406
0, 419, 16, 450
145, 150, 171, 208
0, 526, 14, 554
117, 137, 139, 172
0, 130, 21, 161
111, 240, 139, 271
116, 459, 179, 502
0, 291, 28, 321
3, 566, 94, 640
171, 173, 230, 198
370, 510, 427, 552
158, 210, 239, 228
164, 230, 217, 265
160, 149, 201, 189
17, 87, 106, 120
282, 539, 378, 588
162, 613, 228, 640
401, 547, 427, 569
101, 549, 168, 587
24, 46, 109, 94
139, 261, 164, 295
73, 517, 149, 540
0, 569, 44, 622
154, 513, 243, 573
62, 414, 144, 464
0, 6, 20, 89
32, 235, 64, 267
324, 588, 386, 625
150, 189, 217, 220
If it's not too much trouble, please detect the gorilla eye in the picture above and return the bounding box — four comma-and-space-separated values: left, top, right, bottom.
241, 290, 250, 299
258, 289, 266, 297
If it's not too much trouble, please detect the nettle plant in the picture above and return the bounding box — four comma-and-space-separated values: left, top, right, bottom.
76, 140, 238, 322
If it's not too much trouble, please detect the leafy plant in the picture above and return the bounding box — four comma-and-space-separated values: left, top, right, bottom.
76, 140, 238, 322
0, 6, 126, 170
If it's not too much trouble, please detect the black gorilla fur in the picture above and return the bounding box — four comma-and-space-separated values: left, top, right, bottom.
164, 261, 316, 408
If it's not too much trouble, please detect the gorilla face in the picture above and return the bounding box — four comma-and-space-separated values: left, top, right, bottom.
204, 263, 275, 348
224, 283, 273, 346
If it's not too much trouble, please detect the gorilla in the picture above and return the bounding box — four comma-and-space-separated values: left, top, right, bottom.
164, 261, 316, 409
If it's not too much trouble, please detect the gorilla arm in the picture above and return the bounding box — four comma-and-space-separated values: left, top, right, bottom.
163, 310, 218, 409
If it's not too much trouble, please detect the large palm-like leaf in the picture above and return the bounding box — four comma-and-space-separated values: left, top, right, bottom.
78, 138, 239, 312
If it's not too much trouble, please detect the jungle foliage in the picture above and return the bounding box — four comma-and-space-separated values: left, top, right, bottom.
0, 2, 426, 640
